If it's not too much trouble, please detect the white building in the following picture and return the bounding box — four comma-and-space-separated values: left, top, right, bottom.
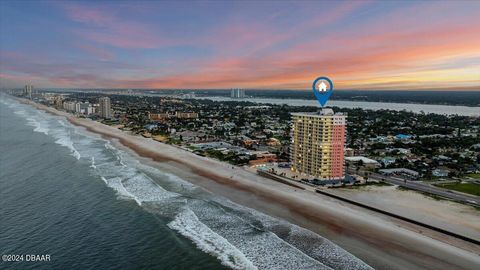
63, 101, 93, 115
63, 101, 76, 112
231, 88, 245, 99
345, 156, 381, 168
24, 84, 33, 99
75, 102, 93, 115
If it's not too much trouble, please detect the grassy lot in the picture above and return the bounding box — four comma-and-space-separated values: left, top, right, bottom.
434, 182, 480, 196
467, 173, 480, 179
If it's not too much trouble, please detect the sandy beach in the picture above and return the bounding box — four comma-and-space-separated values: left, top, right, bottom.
23, 100, 480, 270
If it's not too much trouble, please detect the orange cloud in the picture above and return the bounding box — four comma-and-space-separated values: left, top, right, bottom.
140, 18, 480, 90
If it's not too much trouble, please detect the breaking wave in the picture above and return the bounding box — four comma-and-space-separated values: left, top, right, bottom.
169, 208, 257, 270
9, 103, 82, 160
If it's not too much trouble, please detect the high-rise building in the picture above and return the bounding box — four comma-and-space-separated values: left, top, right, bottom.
99, 97, 112, 119
74, 102, 92, 115
24, 84, 33, 99
290, 108, 346, 180
53, 96, 64, 109
63, 101, 76, 112
230, 88, 245, 99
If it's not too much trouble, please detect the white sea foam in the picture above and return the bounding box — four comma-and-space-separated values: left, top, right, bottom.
207, 197, 372, 270
53, 136, 81, 160
91, 147, 181, 207
107, 145, 128, 167
12, 106, 51, 136
14, 107, 49, 135
25, 117, 50, 135
9, 101, 83, 160
285, 226, 372, 270
46, 120, 84, 160
104, 176, 141, 204
100, 176, 108, 184
121, 173, 179, 203
104, 142, 115, 150
187, 200, 331, 270
57, 119, 67, 126
168, 208, 257, 270
90, 157, 96, 169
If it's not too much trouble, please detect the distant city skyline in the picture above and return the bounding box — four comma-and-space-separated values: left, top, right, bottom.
1, 1, 479, 90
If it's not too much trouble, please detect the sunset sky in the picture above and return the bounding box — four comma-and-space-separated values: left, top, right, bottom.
1, 0, 479, 90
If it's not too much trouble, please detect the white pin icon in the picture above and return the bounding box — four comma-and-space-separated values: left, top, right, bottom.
312, 76, 333, 107
318, 81, 327, 93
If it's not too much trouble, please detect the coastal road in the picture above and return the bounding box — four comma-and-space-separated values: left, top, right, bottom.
350, 169, 480, 207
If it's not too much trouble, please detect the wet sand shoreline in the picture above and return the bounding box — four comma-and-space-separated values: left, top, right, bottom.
21, 99, 480, 270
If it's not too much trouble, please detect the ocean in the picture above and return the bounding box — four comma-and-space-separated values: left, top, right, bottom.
0, 96, 371, 270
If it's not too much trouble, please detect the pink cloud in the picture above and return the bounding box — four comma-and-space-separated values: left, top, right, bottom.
136, 16, 480, 90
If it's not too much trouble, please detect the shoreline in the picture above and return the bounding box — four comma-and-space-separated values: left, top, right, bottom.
192, 96, 480, 116
199, 96, 480, 108
19, 98, 480, 270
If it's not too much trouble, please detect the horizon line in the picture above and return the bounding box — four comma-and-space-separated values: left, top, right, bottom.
2, 87, 480, 92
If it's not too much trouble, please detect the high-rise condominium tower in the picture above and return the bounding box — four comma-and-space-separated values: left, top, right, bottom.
290, 108, 346, 180
24, 84, 33, 99
99, 97, 112, 119
230, 88, 245, 98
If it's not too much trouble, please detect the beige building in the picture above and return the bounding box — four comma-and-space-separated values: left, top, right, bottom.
290, 109, 346, 180
149, 113, 169, 121
175, 112, 198, 119
53, 96, 64, 109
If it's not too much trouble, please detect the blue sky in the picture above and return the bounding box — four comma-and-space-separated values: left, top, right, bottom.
1, 0, 479, 90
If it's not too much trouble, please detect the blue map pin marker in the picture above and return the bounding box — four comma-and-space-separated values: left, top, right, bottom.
312, 76, 333, 107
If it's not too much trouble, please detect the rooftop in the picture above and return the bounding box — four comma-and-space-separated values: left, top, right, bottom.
345, 156, 379, 164
291, 108, 345, 118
